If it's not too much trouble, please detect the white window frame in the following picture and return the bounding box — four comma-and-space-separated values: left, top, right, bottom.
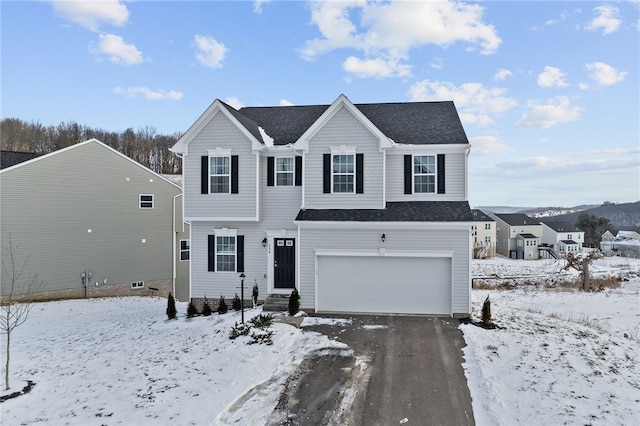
139, 194, 154, 209
180, 239, 190, 262
131, 281, 144, 289
485, 223, 491, 230
276, 157, 294, 187
413, 155, 436, 193
332, 154, 355, 194
209, 155, 230, 194
215, 229, 237, 272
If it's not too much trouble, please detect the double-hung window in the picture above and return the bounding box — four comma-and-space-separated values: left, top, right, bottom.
210, 156, 230, 193
276, 157, 294, 186
180, 240, 190, 261
216, 236, 236, 272
332, 154, 354, 193
413, 155, 436, 193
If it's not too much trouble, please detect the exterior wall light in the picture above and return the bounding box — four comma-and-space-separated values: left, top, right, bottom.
381, 233, 386, 243
262, 237, 268, 247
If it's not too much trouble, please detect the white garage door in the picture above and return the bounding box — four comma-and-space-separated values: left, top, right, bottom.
316, 255, 451, 315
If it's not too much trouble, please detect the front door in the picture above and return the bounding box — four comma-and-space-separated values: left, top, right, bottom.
274, 238, 295, 289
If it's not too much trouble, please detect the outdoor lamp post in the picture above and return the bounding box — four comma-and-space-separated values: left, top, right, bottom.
239, 273, 246, 324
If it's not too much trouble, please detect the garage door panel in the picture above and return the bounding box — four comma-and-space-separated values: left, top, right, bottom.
317, 256, 451, 315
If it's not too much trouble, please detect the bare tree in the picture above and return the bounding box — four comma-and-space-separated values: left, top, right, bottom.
562, 251, 600, 291
1, 236, 45, 390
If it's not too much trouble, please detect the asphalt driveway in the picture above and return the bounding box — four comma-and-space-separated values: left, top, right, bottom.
271, 315, 475, 426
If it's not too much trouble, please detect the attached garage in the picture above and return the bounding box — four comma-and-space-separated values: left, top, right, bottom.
316, 253, 452, 315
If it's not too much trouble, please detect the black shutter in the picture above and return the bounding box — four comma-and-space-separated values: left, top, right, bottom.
404, 155, 412, 194
201, 156, 209, 194
267, 157, 274, 187
208, 235, 215, 272
236, 235, 244, 272
356, 153, 364, 194
437, 154, 445, 194
323, 154, 331, 193
295, 156, 302, 186
231, 155, 239, 194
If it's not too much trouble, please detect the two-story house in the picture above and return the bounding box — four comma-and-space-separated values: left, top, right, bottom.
471, 209, 496, 259
171, 95, 473, 317
491, 213, 542, 259
540, 221, 584, 257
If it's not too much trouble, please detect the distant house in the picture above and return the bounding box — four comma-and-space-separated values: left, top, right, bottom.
600, 230, 640, 258
1, 150, 42, 169
490, 213, 542, 259
540, 221, 584, 257
171, 94, 473, 316
0, 139, 190, 301
471, 209, 496, 259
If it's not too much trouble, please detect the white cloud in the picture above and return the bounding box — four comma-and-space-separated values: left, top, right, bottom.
279, 99, 294, 106
409, 80, 517, 127
194, 35, 228, 69
301, 0, 501, 78
469, 136, 513, 156
113, 87, 183, 101
585, 5, 621, 35
430, 57, 444, 70
51, 0, 129, 31
584, 62, 626, 86
515, 96, 583, 128
342, 56, 411, 78
90, 33, 143, 66
224, 97, 244, 109
531, 11, 570, 31
537, 66, 568, 88
253, 0, 271, 14
494, 68, 513, 81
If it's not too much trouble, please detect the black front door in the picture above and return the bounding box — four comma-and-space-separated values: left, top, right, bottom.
274, 238, 295, 289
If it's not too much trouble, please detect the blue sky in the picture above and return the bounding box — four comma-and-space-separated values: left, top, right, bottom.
2, 0, 639, 208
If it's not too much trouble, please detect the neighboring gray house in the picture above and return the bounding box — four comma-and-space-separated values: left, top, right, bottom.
491, 213, 542, 259
171, 94, 473, 317
0, 139, 190, 301
540, 221, 584, 256
471, 209, 496, 259
600, 230, 640, 258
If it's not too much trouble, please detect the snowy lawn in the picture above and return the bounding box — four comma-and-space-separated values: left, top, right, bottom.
0, 299, 347, 425
462, 256, 640, 425
2, 256, 639, 425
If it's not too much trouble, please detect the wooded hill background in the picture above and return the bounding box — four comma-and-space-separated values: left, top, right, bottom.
1, 118, 182, 174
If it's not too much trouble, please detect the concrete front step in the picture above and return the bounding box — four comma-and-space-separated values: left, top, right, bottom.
262, 294, 291, 311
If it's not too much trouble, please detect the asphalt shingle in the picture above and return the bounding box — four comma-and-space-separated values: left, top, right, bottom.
295, 201, 472, 222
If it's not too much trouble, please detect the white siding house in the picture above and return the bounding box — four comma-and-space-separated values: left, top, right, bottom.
171, 95, 473, 317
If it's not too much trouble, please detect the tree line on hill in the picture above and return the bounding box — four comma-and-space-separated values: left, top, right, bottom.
1, 118, 182, 174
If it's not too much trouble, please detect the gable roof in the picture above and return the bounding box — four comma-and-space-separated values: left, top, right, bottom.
541, 221, 581, 233
240, 97, 468, 146
295, 201, 472, 222
1, 150, 42, 169
1, 139, 181, 189
471, 209, 494, 222
494, 213, 540, 226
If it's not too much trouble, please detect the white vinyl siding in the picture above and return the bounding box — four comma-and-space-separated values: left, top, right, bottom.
303, 106, 384, 209
183, 112, 257, 219
386, 150, 467, 202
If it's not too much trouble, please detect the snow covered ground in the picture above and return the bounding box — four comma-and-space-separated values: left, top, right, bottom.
1, 256, 638, 425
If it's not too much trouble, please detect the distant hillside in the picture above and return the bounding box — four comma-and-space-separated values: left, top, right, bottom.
475, 202, 640, 232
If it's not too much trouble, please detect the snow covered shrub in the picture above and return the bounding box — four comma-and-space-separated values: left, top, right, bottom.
288, 288, 300, 316
186, 301, 198, 318
166, 293, 177, 320
232, 293, 242, 311
202, 299, 212, 317
252, 281, 259, 308
249, 314, 273, 328
217, 296, 228, 314
481, 295, 492, 325
249, 329, 274, 345
229, 322, 251, 340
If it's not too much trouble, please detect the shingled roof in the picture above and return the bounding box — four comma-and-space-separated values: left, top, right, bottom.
494, 213, 540, 226
239, 100, 468, 146
295, 201, 472, 222
1, 150, 41, 169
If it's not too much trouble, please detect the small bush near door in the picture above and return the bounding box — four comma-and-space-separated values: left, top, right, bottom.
218, 296, 228, 314
288, 289, 300, 316
166, 293, 177, 320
